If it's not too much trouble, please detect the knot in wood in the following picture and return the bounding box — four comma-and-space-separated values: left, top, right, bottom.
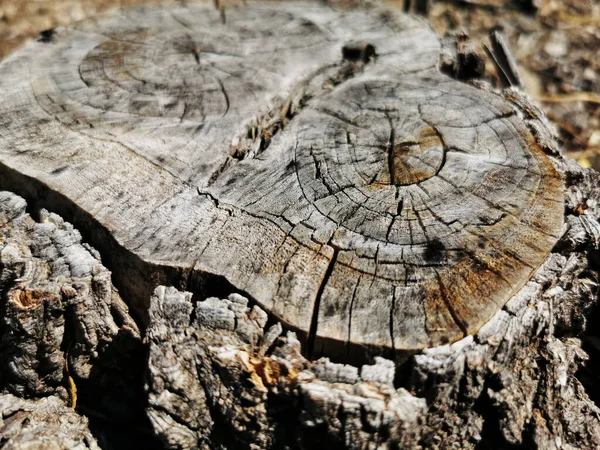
0, 2, 564, 362
342, 41, 376, 64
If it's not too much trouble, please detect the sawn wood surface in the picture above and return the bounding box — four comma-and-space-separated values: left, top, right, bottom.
0, 1, 564, 359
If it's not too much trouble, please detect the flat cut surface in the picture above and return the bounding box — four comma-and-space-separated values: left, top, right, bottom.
0, 1, 564, 357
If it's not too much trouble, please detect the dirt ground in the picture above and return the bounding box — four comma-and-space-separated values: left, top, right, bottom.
1, 0, 599, 169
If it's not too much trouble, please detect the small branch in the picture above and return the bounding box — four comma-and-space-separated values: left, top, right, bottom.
484, 30, 523, 88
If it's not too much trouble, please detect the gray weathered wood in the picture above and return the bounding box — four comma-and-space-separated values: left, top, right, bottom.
1, 3, 599, 447
0, 394, 100, 449
1, 161, 599, 449
0, 1, 564, 360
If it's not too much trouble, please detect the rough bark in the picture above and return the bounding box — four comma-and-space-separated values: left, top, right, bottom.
137, 159, 600, 449
0, 393, 99, 450
0, 166, 599, 448
0, 191, 154, 448
0, 1, 599, 449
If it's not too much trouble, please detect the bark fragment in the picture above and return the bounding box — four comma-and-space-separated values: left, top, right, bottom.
145, 287, 427, 449
0, 191, 152, 447
0, 394, 99, 450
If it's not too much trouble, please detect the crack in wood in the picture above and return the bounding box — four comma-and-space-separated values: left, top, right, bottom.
307, 248, 339, 358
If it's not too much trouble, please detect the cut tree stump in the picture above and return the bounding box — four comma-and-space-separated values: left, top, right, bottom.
0, 0, 565, 361
0, 1, 599, 449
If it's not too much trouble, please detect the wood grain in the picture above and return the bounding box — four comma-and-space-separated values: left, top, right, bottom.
0, 1, 564, 359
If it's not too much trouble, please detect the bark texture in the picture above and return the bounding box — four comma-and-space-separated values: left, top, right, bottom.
0, 394, 99, 450
135, 160, 600, 450
0, 160, 599, 448
0, 191, 150, 448
0, 1, 599, 449
145, 286, 427, 449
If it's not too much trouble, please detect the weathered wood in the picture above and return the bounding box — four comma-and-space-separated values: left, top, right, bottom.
0, 394, 100, 449
1, 2, 600, 448
1, 160, 599, 448
144, 159, 599, 449
0, 1, 565, 360
0, 190, 161, 448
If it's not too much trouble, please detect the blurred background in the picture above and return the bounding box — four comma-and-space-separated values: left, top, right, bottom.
0, 0, 599, 169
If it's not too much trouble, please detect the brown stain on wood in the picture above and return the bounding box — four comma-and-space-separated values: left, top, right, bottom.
13, 289, 59, 309
389, 126, 444, 186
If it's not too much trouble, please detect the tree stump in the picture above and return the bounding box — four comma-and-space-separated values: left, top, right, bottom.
0, 1, 599, 449
0, 0, 565, 359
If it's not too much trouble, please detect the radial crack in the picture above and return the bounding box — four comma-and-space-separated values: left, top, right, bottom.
307, 248, 339, 358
